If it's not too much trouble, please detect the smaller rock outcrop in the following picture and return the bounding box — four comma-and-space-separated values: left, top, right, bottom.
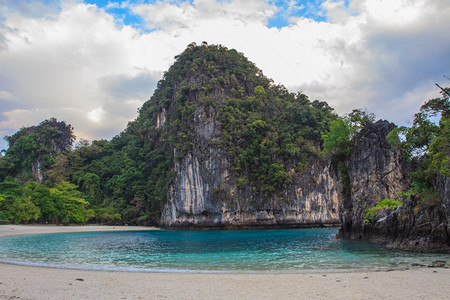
368, 195, 449, 253
338, 120, 450, 253
339, 120, 410, 238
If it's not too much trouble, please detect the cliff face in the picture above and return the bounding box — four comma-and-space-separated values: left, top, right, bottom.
161, 141, 340, 228
338, 120, 450, 253
158, 68, 339, 226
339, 120, 410, 238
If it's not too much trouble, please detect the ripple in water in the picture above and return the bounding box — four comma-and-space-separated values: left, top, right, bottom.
0, 228, 448, 272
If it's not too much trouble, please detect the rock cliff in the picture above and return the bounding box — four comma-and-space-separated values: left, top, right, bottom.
161, 148, 340, 227
339, 120, 410, 238
338, 120, 450, 253
367, 194, 449, 253
138, 44, 340, 228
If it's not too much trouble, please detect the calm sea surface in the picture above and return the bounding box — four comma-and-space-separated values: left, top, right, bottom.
0, 228, 448, 272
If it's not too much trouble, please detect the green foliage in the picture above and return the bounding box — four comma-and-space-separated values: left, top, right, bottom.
338, 161, 350, 197
321, 108, 376, 158
0, 118, 74, 181
429, 116, 450, 177
94, 206, 122, 224
77, 172, 101, 205
0, 180, 93, 224
386, 127, 403, 150
320, 110, 372, 193
49, 181, 93, 224
237, 177, 247, 190
219, 90, 333, 197
254, 86, 266, 98
10, 196, 40, 224
322, 119, 353, 156
347, 109, 376, 127
364, 199, 403, 224
387, 87, 449, 205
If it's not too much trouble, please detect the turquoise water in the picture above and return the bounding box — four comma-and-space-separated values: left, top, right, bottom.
0, 228, 448, 272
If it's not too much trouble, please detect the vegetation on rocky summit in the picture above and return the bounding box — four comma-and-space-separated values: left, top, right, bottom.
0, 118, 74, 182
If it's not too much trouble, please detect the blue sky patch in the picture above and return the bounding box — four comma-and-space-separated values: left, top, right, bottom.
268, 0, 329, 28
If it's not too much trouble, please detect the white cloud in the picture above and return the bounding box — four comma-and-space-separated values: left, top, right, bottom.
285, 0, 450, 122
321, 0, 352, 24
0, 2, 166, 148
131, 0, 277, 33
0, 0, 449, 151
0, 90, 19, 102
0, 108, 53, 139
132, 2, 197, 31
87, 107, 105, 123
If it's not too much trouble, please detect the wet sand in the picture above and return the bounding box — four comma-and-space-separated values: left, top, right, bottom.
0, 225, 449, 299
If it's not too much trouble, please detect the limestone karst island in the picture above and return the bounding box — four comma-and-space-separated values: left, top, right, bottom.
0, 44, 449, 253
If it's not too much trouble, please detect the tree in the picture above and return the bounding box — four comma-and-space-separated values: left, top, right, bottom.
49, 181, 93, 224
321, 109, 376, 157
321, 118, 353, 156
0, 193, 10, 221
78, 172, 101, 205
30, 183, 57, 223
347, 109, 376, 128
387, 86, 449, 204
10, 196, 40, 224
429, 116, 449, 177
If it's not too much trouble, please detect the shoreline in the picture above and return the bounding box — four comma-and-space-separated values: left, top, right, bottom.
0, 224, 159, 238
1, 225, 449, 299
0, 256, 416, 275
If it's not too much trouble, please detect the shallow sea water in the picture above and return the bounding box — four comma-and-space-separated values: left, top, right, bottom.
0, 228, 448, 272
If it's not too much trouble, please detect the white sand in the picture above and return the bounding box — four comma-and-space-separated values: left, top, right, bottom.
0, 225, 449, 299
0, 224, 158, 237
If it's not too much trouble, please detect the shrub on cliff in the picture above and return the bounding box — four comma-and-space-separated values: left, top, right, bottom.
321, 109, 375, 157
364, 198, 404, 224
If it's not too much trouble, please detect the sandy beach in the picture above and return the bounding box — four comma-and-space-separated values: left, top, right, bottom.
0, 225, 449, 300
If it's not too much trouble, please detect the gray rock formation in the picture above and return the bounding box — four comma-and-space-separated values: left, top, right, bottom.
338, 120, 450, 253
161, 110, 341, 228
339, 120, 410, 238
368, 195, 449, 253
156, 44, 340, 228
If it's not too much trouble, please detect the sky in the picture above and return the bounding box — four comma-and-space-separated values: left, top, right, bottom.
0, 0, 449, 150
